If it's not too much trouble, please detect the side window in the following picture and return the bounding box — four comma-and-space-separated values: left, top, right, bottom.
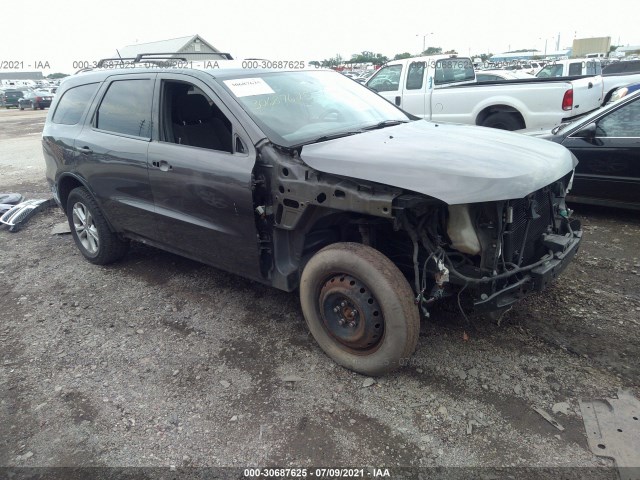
406, 62, 425, 90
596, 99, 640, 137
568, 62, 582, 76
367, 65, 403, 92
161, 80, 233, 153
95, 79, 153, 138
52, 83, 99, 125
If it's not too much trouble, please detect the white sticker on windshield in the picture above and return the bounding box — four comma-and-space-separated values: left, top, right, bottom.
223, 78, 275, 97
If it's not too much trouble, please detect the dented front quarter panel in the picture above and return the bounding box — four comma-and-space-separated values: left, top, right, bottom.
300, 120, 578, 205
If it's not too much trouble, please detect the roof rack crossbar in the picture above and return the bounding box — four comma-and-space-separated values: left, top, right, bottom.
134, 52, 234, 61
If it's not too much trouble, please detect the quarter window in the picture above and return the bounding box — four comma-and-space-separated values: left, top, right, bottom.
52, 83, 99, 125
96, 79, 153, 138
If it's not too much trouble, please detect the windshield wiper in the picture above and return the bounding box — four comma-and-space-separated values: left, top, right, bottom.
362, 119, 408, 130
308, 131, 363, 144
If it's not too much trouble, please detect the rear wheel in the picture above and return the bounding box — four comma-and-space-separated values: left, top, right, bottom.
66, 187, 128, 265
481, 112, 523, 131
300, 243, 420, 376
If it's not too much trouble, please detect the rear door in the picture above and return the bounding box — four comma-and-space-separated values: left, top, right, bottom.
400, 60, 428, 117
146, 73, 262, 280
73, 73, 157, 239
430, 58, 476, 123
562, 95, 640, 205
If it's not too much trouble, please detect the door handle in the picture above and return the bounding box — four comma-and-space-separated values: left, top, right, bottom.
77, 146, 93, 154
395, 96, 401, 106
588, 82, 593, 89
152, 160, 173, 172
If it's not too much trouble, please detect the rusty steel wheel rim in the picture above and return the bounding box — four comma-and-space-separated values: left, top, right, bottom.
319, 274, 384, 352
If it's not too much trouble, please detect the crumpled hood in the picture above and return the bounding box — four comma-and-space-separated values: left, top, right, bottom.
300, 121, 577, 205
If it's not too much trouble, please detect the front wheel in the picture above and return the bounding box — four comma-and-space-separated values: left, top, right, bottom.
66, 187, 128, 265
300, 243, 420, 376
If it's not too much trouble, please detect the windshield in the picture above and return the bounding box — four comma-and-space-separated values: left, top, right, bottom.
218, 70, 409, 147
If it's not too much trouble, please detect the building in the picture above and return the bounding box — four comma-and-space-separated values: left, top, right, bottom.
116, 34, 232, 62
571, 37, 611, 58
0, 71, 44, 81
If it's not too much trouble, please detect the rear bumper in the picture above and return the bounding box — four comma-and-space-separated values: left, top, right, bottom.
473, 230, 582, 311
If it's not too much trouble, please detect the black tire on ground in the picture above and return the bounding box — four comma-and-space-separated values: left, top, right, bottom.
300, 242, 420, 376
481, 112, 523, 131
19, 106, 24, 111
66, 187, 128, 265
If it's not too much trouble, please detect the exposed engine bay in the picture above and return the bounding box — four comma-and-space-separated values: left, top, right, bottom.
251, 144, 583, 317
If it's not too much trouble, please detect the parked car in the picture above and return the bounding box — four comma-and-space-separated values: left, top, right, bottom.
476, 70, 532, 82
601, 60, 640, 104
536, 59, 602, 78
18, 90, 53, 110
366, 55, 603, 130
44, 63, 583, 375
1, 89, 24, 108
605, 82, 640, 104
528, 90, 640, 209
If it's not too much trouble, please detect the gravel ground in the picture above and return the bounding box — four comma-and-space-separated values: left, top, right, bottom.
1, 109, 638, 476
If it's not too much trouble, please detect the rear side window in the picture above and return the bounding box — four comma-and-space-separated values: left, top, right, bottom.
52, 83, 99, 125
406, 62, 425, 90
95, 79, 153, 138
434, 59, 475, 85
568, 63, 582, 76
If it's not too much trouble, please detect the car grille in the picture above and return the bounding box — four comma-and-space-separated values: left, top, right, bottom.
503, 188, 553, 266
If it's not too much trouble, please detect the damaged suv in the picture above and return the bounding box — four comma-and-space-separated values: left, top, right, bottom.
43, 63, 582, 375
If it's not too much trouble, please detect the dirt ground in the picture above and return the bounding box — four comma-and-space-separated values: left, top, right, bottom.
1, 109, 638, 477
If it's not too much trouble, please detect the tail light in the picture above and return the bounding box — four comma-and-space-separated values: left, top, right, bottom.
562, 89, 573, 111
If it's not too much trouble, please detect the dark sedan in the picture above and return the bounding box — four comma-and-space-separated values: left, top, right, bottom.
529, 90, 640, 210
0, 89, 24, 108
18, 90, 53, 110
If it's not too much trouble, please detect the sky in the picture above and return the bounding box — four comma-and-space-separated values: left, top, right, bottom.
0, 0, 638, 74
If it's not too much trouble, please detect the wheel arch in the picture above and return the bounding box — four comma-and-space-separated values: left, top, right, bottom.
475, 104, 526, 129
57, 173, 92, 214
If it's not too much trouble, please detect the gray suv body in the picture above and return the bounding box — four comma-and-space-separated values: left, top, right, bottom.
43, 64, 583, 375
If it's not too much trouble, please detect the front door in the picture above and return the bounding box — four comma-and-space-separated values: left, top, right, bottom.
562, 96, 640, 205
147, 74, 262, 280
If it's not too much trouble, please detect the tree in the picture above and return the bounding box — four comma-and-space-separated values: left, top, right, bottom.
393, 52, 413, 60
46, 73, 69, 79
421, 47, 442, 56
444, 50, 458, 55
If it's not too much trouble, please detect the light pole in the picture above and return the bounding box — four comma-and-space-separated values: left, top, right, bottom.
416, 33, 434, 55
539, 36, 553, 57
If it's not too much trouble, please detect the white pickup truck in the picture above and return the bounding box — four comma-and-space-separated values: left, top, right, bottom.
536, 58, 640, 104
366, 55, 603, 130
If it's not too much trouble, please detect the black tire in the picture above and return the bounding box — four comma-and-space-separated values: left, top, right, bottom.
300, 242, 420, 376
481, 112, 523, 131
19, 106, 24, 111
66, 187, 128, 265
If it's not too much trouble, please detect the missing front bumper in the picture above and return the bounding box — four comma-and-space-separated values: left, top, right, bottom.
473, 231, 582, 312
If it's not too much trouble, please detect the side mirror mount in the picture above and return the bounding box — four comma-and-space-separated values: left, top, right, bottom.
574, 122, 597, 141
